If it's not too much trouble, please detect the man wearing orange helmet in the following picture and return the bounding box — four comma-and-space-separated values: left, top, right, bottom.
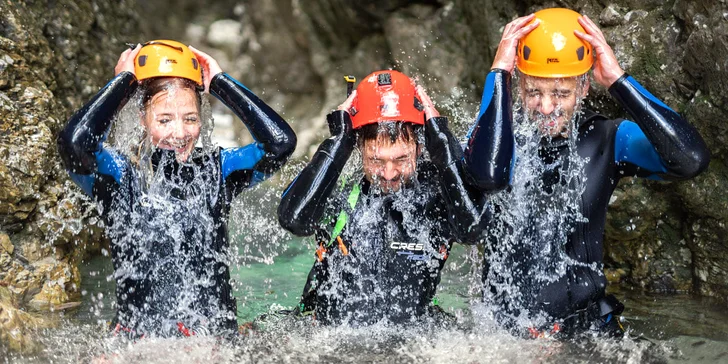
58, 40, 296, 337
466, 9, 710, 337
278, 70, 494, 325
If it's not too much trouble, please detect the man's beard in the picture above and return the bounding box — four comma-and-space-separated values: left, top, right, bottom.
370, 174, 416, 194
530, 109, 571, 138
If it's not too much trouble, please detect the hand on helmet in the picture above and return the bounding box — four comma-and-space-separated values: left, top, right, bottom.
574, 15, 624, 88
329, 90, 356, 135
337, 89, 357, 113
114, 44, 142, 77
415, 84, 439, 121
189, 46, 223, 93
491, 14, 540, 73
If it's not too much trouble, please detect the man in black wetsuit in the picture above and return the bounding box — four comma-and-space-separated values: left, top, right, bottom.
464, 9, 710, 337
278, 70, 497, 326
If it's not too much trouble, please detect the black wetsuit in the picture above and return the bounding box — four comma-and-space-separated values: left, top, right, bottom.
277, 112, 492, 325
466, 70, 710, 326
57, 72, 296, 336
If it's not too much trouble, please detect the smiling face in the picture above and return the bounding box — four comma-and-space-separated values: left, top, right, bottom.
520, 75, 589, 138
142, 79, 201, 162
358, 122, 420, 194
361, 135, 419, 194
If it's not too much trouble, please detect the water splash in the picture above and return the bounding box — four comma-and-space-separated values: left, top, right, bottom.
481, 72, 591, 329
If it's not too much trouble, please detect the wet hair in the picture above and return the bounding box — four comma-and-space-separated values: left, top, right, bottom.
356, 122, 423, 147
131, 77, 204, 170
140, 77, 202, 113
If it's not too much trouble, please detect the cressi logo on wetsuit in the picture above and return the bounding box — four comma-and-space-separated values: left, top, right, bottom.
389, 241, 430, 261
389, 242, 425, 251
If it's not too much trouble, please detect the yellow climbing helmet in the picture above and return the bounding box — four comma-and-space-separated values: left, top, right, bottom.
134, 40, 203, 86
516, 8, 594, 78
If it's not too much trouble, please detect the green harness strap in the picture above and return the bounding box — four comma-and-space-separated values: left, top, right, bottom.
326, 183, 361, 247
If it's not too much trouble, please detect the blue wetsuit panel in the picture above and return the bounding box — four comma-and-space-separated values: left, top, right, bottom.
220, 143, 268, 186
614, 121, 667, 180
466, 71, 515, 185
68, 172, 95, 197
466, 71, 497, 140
67, 148, 126, 198
96, 149, 126, 183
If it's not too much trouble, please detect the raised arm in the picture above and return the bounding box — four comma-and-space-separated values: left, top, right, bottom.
278, 111, 354, 236
210, 73, 296, 189
463, 69, 515, 191
462, 15, 537, 192
278, 106, 355, 236
610, 75, 710, 180
417, 86, 490, 243
57, 46, 141, 197
189, 46, 297, 193
425, 116, 492, 243
574, 15, 710, 180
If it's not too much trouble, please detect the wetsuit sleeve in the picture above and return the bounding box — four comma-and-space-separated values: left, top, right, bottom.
610, 75, 710, 180
426, 116, 492, 244
210, 73, 297, 194
463, 69, 515, 192
277, 111, 355, 236
56, 72, 137, 197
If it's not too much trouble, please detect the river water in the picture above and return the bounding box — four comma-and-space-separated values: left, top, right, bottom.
5, 226, 727, 363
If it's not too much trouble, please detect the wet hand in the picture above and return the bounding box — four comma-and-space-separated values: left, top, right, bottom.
424, 118, 448, 155
574, 15, 625, 88
114, 44, 141, 77
330, 90, 356, 135
491, 14, 540, 73
415, 84, 439, 120
337, 89, 357, 113
189, 45, 223, 93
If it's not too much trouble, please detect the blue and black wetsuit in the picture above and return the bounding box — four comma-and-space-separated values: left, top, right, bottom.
467, 69, 710, 328
57, 71, 296, 337
277, 112, 491, 325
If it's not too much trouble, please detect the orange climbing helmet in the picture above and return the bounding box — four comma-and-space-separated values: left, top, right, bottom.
350, 70, 425, 129
134, 40, 203, 86
516, 8, 594, 78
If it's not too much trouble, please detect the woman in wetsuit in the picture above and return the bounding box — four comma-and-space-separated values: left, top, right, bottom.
57, 40, 296, 337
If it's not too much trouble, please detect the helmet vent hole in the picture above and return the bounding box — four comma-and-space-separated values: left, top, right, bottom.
414, 97, 424, 111
138, 55, 147, 67
576, 46, 585, 61
192, 58, 199, 70
523, 46, 531, 61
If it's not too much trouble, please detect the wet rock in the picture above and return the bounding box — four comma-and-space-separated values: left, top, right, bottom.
25, 258, 81, 311
599, 4, 624, 27
206, 19, 243, 51
0, 233, 12, 255
0, 286, 52, 354
604, 181, 693, 292
0, 0, 136, 353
